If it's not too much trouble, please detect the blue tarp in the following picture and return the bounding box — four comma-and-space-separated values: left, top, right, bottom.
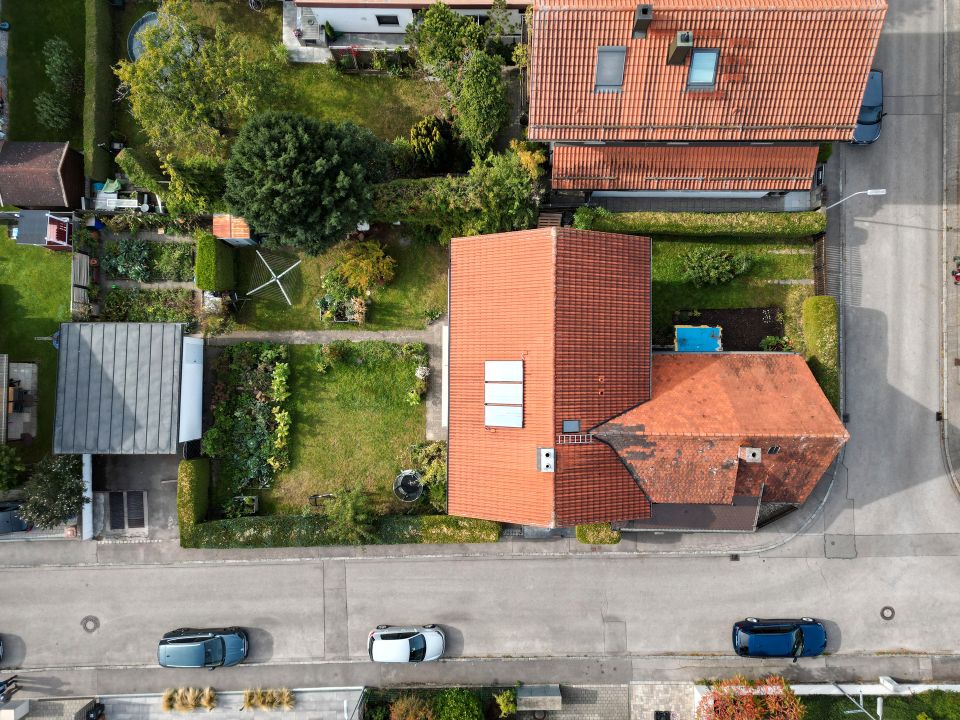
675, 325, 722, 352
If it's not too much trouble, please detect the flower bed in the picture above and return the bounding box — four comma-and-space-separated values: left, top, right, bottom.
203, 343, 291, 511
100, 287, 197, 323
101, 238, 195, 282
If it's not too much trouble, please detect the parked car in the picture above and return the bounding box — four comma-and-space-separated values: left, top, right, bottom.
732, 618, 827, 662
0, 502, 32, 535
852, 70, 884, 145
0, 634, 4, 662
367, 625, 445, 663
157, 628, 248, 669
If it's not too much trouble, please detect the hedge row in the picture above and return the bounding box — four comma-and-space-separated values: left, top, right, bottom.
177, 458, 210, 531
194, 230, 236, 292
575, 522, 621, 545
802, 295, 840, 409
182, 515, 335, 549
572, 206, 826, 239
83, 0, 114, 181
377, 515, 502, 544
116, 148, 164, 195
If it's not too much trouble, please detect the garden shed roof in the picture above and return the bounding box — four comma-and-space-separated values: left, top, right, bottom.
527, 0, 887, 143
0, 141, 84, 209
54, 323, 187, 455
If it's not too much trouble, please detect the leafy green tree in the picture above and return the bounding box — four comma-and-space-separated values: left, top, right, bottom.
339, 241, 396, 292
19, 455, 88, 529
115, 0, 284, 160
34, 91, 71, 130
44, 36, 81, 92
0, 446, 25, 492
407, 2, 484, 86
324, 485, 376, 545
456, 150, 536, 236
454, 50, 508, 154
225, 112, 390, 254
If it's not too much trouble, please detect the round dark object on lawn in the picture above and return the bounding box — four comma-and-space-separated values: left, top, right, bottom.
81, 615, 100, 633
881, 606, 895, 620
394, 470, 423, 502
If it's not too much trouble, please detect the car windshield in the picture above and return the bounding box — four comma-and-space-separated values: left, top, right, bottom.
859, 105, 882, 124
408, 634, 427, 663
791, 629, 804, 657
204, 638, 225, 666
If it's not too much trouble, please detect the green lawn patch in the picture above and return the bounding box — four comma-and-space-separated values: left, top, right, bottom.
263, 342, 427, 515
84, 0, 114, 180
575, 523, 621, 545
0, 230, 72, 462
5, 0, 85, 146
802, 295, 840, 409
651, 237, 813, 345
236, 231, 448, 331
575, 207, 826, 239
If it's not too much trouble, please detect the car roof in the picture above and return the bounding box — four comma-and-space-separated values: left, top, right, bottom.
862, 70, 883, 107
158, 639, 210, 667
371, 636, 416, 662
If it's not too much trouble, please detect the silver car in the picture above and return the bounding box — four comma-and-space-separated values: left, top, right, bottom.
367, 625, 445, 663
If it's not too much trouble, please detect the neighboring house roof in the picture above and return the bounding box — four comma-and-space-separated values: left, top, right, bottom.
527, 0, 887, 143
212, 214, 251, 241
54, 323, 185, 455
448, 227, 653, 527
594, 353, 849, 505
0, 142, 84, 209
296, 0, 527, 7
551, 144, 819, 191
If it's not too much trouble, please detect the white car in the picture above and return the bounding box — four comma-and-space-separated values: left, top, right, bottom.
367, 625, 445, 663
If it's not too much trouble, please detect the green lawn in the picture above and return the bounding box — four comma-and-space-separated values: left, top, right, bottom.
0, 230, 72, 462
236, 230, 448, 331
4, 0, 85, 145
263, 342, 426, 515
803, 691, 960, 720
651, 237, 813, 346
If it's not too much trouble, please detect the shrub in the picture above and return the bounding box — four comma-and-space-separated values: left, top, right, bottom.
0, 445, 25, 492
181, 515, 334, 549
339, 241, 397, 293
19, 455, 88, 529
116, 149, 164, 194
162, 155, 227, 216
324, 485, 376, 545
509, 139, 547, 180
400, 441, 447, 512
194, 230, 236, 291
493, 689, 517, 718
410, 115, 456, 170
34, 91, 71, 130
177, 459, 210, 536
84, 0, 114, 180
454, 50, 508, 154
44, 37, 81, 92
391, 694, 434, 720
390, 137, 417, 178
511, 42, 528, 69
407, 2, 485, 87
575, 522, 621, 545
433, 689, 483, 720
681, 247, 753, 288
802, 295, 840, 409
150, 242, 195, 282
817, 143, 834, 164
573, 207, 826, 239
759, 336, 792, 352
377, 515, 501, 544
101, 238, 151, 281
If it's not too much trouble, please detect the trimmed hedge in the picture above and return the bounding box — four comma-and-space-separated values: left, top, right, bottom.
575, 522, 621, 545
177, 459, 210, 535
194, 230, 236, 291
377, 515, 501, 544
573, 206, 826, 239
181, 515, 335, 549
802, 295, 840, 409
83, 0, 114, 181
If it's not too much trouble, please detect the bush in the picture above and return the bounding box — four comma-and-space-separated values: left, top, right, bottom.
101, 238, 151, 281
493, 689, 517, 718
433, 689, 483, 720
116, 149, 164, 194
181, 515, 335, 549
84, 0, 114, 180
194, 230, 236, 291
34, 91, 71, 130
324, 485, 376, 545
681, 247, 753, 288
44, 37, 81, 92
454, 50, 508, 154
817, 142, 834, 164
802, 295, 840, 409
150, 242, 195, 282
101, 288, 197, 323
575, 522, 621, 545
162, 155, 227, 216
400, 441, 446, 512
19, 455, 88, 529
391, 695, 434, 720
0, 445, 25, 492
339, 241, 396, 293
377, 515, 501, 543
177, 459, 210, 535
573, 207, 826, 239
407, 2, 485, 87
410, 115, 456, 170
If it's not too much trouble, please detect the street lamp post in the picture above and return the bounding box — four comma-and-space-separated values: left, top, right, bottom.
824, 188, 887, 211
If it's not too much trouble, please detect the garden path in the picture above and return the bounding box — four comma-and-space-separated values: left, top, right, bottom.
106, 278, 195, 291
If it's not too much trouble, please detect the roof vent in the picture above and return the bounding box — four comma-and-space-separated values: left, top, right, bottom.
633, 4, 653, 39
666, 30, 693, 65
738, 447, 762, 464
538, 447, 555, 473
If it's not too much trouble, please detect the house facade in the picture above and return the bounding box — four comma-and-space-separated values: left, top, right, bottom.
447, 227, 849, 531
527, 0, 887, 209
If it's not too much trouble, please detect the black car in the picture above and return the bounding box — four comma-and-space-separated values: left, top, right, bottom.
0, 502, 32, 535
158, 628, 249, 669
852, 70, 884, 145
732, 618, 827, 662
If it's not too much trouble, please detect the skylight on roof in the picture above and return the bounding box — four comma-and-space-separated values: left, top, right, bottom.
595, 46, 627, 93
484, 360, 523, 428
687, 49, 719, 89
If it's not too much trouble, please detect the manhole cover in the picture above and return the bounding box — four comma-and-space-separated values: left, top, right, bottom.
880, 606, 895, 621
81, 615, 100, 633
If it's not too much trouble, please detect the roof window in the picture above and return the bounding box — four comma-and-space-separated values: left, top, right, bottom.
376, 15, 400, 26
484, 360, 524, 428
687, 49, 719, 89
562, 419, 581, 433
595, 46, 627, 93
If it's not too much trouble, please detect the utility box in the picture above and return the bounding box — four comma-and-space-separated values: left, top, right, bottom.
0, 701, 29, 720
518, 685, 563, 712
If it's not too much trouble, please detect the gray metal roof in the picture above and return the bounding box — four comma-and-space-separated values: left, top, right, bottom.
54, 323, 184, 455
14, 210, 50, 245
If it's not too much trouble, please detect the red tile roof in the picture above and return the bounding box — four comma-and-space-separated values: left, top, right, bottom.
212, 214, 250, 240
551, 144, 819, 191
594, 353, 849, 504
528, 0, 886, 143
448, 227, 653, 527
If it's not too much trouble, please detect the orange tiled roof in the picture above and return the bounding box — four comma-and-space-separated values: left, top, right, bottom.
212, 214, 250, 240
448, 227, 652, 527
528, 0, 887, 142
551, 144, 819, 191
594, 353, 849, 504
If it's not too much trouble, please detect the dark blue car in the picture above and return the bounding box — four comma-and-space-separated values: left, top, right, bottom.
732, 618, 827, 662
852, 70, 884, 145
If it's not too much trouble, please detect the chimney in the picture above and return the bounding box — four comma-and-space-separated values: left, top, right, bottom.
633, 4, 653, 39
666, 30, 693, 65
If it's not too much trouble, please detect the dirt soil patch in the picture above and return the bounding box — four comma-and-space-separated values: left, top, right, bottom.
673, 307, 783, 351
